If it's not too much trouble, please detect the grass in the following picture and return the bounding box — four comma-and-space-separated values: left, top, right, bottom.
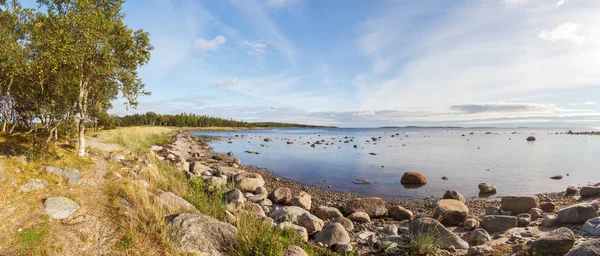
92, 126, 176, 155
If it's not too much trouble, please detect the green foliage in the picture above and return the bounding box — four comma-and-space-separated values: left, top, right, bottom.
116, 236, 134, 250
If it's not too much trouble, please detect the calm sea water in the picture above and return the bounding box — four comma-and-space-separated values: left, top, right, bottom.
191, 127, 600, 200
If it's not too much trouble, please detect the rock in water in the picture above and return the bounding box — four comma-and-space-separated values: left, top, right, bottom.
529, 227, 575, 255
583, 217, 600, 236
478, 183, 497, 194
480, 215, 518, 232
166, 213, 237, 255
527, 136, 536, 141
501, 195, 539, 214
268, 187, 292, 204
19, 179, 48, 192
558, 203, 598, 224
315, 223, 350, 246
580, 186, 600, 197
550, 175, 563, 180
433, 199, 469, 226
345, 197, 387, 218
565, 239, 600, 256
408, 217, 469, 250
45, 165, 80, 185
400, 172, 427, 185
44, 196, 79, 219
443, 190, 466, 203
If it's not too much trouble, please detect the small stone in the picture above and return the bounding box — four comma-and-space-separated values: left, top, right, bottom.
382, 224, 398, 236
433, 199, 469, 226
314, 206, 343, 220
542, 214, 558, 227
467, 245, 493, 256
529, 208, 543, 220
558, 203, 598, 224
345, 197, 387, 218
268, 187, 292, 204
400, 172, 427, 185
517, 213, 532, 227
443, 190, 466, 203
540, 202, 556, 212
470, 228, 491, 245
464, 218, 479, 230
529, 227, 575, 255
480, 215, 518, 232
290, 191, 312, 210
501, 195, 539, 215
330, 216, 354, 231
478, 183, 497, 194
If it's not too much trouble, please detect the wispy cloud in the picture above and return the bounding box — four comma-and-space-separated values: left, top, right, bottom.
194, 35, 227, 51
450, 103, 559, 114
584, 102, 597, 105
215, 78, 239, 87
242, 40, 267, 56
264, 0, 299, 9
539, 22, 584, 44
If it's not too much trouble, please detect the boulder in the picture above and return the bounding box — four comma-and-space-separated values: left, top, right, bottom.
335, 244, 353, 254
580, 186, 600, 197
540, 202, 556, 212
348, 212, 370, 223
443, 190, 466, 203
222, 189, 246, 207
527, 136, 536, 141
248, 203, 266, 218
565, 239, 600, 256
345, 197, 387, 218
233, 158, 241, 165
268, 187, 292, 204
500, 195, 539, 214
529, 208, 543, 220
478, 183, 497, 194
517, 213, 532, 227
542, 215, 558, 227
290, 191, 312, 210
469, 228, 491, 245
388, 205, 413, 220
234, 173, 265, 192
154, 191, 197, 213
44, 196, 79, 219
409, 217, 469, 250
529, 227, 575, 255
467, 245, 494, 256
583, 217, 600, 236
315, 223, 350, 246
433, 199, 469, 226
44, 165, 80, 185
298, 213, 324, 233
314, 206, 343, 220
216, 166, 243, 180
330, 216, 354, 231
247, 186, 268, 203
277, 222, 308, 242
20, 179, 48, 192
166, 213, 237, 255
400, 172, 427, 184
270, 206, 309, 223
285, 245, 308, 256
190, 162, 211, 176
566, 186, 579, 196
480, 215, 518, 232
558, 203, 598, 224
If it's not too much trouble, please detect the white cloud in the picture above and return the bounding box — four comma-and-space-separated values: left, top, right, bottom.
193, 35, 227, 51
264, 0, 298, 9
215, 78, 239, 87
539, 22, 584, 44
242, 40, 267, 56
555, 0, 566, 8
584, 102, 597, 105
503, 0, 529, 7
450, 103, 559, 114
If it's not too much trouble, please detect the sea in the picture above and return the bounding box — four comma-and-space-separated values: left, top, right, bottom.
190, 127, 600, 200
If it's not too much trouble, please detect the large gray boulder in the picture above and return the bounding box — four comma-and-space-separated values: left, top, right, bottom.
270, 206, 309, 223
45, 165, 80, 185
580, 186, 600, 197
298, 213, 324, 233
433, 199, 469, 226
501, 195, 539, 214
558, 203, 598, 224
480, 215, 518, 232
408, 217, 469, 250
345, 197, 387, 218
330, 216, 354, 231
166, 213, 237, 255
314, 206, 343, 220
529, 227, 575, 255
315, 223, 350, 246
44, 196, 79, 219
234, 172, 265, 192
20, 179, 48, 192
583, 217, 600, 236
565, 239, 600, 256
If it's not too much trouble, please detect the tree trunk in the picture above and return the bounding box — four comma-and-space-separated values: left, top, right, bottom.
77, 79, 89, 157
77, 118, 85, 156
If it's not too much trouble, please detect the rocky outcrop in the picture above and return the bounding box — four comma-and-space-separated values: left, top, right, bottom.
408, 217, 469, 250
480, 215, 517, 232
166, 213, 237, 255
345, 197, 387, 218
44, 196, 79, 219
433, 199, 469, 226
400, 172, 427, 185
558, 203, 598, 224
315, 223, 350, 246
45, 165, 80, 185
500, 195, 539, 214
529, 227, 575, 255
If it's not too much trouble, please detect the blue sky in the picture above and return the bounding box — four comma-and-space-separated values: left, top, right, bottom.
70, 0, 600, 127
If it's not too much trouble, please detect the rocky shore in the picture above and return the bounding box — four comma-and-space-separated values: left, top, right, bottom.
157, 131, 600, 255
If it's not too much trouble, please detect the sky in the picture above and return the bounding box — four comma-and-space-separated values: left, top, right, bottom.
96, 0, 600, 127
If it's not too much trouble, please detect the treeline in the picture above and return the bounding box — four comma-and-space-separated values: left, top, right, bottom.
102, 112, 332, 128
0, 0, 152, 156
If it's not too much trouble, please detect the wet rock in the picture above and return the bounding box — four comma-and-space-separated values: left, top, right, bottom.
443, 190, 466, 203
298, 213, 324, 233
565, 238, 600, 256
166, 213, 237, 255
268, 187, 292, 204
470, 228, 491, 245
155, 191, 197, 213
285, 245, 308, 256
527, 136, 536, 141
433, 199, 469, 226
19, 179, 48, 192
542, 214, 558, 227
348, 211, 371, 223
330, 216, 354, 231
478, 183, 497, 194
388, 205, 414, 220
517, 213, 532, 227
529, 227, 575, 255
44, 165, 80, 185
234, 172, 265, 192
566, 186, 579, 196
314, 206, 343, 220
480, 215, 518, 232
400, 172, 427, 185
582, 217, 600, 236
409, 217, 469, 250
345, 197, 387, 218
315, 223, 350, 246
580, 186, 600, 197
558, 203, 598, 224
550, 175, 563, 180
290, 191, 312, 211
530, 208, 543, 220
270, 206, 309, 223
501, 195, 539, 215
467, 245, 493, 256
44, 196, 79, 219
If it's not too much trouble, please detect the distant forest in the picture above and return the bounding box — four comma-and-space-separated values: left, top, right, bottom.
104, 112, 332, 128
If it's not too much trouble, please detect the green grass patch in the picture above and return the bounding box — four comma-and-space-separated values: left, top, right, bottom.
19, 228, 46, 246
